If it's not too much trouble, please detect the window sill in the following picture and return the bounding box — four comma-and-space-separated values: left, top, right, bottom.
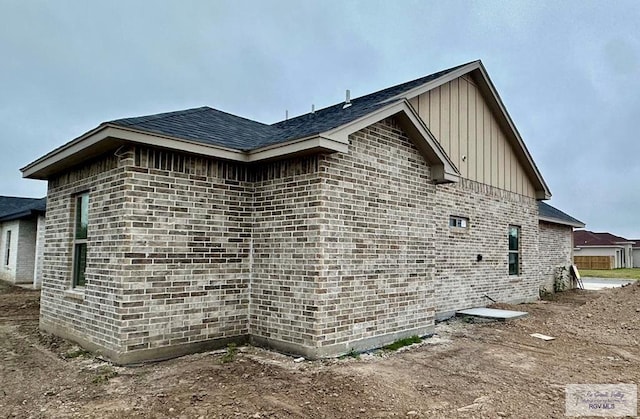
64, 288, 85, 301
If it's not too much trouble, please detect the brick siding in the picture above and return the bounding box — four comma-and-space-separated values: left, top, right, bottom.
40, 117, 550, 363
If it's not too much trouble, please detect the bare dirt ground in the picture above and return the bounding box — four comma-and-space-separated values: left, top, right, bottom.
1, 280, 639, 419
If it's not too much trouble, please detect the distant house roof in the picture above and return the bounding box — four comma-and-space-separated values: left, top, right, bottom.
0, 196, 46, 222
538, 202, 584, 228
21, 60, 550, 198
629, 240, 640, 249
573, 230, 634, 247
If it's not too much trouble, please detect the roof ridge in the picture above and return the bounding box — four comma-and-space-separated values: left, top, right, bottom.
271, 60, 479, 127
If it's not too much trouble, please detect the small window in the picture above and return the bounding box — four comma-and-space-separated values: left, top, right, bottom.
449, 216, 468, 228
508, 225, 520, 275
4, 230, 11, 266
73, 193, 89, 287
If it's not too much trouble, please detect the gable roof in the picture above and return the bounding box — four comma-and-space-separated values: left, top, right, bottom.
0, 196, 46, 222
21, 60, 547, 197
538, 202, 584, 228
573, 230, 634, 247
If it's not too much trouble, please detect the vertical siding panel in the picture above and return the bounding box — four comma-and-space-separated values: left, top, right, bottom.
475, 89, 484, 184
490, 116, 498, 186
409, 96, 419, 113
506, 146, 512, 191
497, 130, 505, 189
440, 83, 451, 157
430, 89, 440, 140
459, 79, 468, 178
450, 79, 459, 170
468, 84, 477, 181
483, 104, 492, 184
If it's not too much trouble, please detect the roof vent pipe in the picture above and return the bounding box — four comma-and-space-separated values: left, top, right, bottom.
285, 109, 288, 120
311, 104, 315, 114
343, 89, 352, 109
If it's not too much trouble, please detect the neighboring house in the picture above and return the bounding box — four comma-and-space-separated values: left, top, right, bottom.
631, 241, 640, 268
573, 230, 635, 269
537, 202, 585, 292
0, 196, 47, 288
22, 60, 581, 364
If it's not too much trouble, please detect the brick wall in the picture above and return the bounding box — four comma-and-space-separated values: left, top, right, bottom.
313, 119, 436, 355
40, 153, 129, 354
433, 179, 539, 318
538, 221, 573, 292
39, 117, 548, 362
117, 147, 252, 359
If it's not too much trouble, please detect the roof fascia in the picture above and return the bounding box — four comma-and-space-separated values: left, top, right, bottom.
21, 125, 248, 179
247, 135, 349, 161
321, 100, 459, 184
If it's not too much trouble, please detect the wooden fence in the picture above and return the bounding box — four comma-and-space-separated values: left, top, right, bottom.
574, 256, 614, 270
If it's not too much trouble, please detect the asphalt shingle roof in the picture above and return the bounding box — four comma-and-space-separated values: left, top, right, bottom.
0, 196, 46, 221
573, 230, 633, 246
107, 62, 474, 151
538, 201, 584, 227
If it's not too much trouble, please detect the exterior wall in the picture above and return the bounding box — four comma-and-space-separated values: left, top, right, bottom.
433, 179, 539, 319
409, 75, 535, 197
0, 220, 20, 283
120, 147, 252, 361
39, 117, 546, 362
40, 147, 254, 364
250, 157, 325, 354
34, 214, 46, 288
40, 153, 130, 356
538, 221, 573, 293
16, 218, 38, 284
0, 217, 42, 286
633, 249, 640, 268
313, 119, 437, 355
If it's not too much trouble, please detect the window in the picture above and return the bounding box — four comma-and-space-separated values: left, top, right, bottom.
449, 216, 468, 228
73, 193, 89, 287
508, 225, 520, 275
4, 231, 11, 266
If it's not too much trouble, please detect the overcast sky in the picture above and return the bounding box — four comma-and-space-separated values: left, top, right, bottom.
1, 1, 639, 236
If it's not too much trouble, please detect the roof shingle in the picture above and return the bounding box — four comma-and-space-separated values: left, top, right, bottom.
0, 196, 46, 221
108, 62, 474, 151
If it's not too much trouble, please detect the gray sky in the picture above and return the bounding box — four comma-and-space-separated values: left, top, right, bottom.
1, 1, 639, 236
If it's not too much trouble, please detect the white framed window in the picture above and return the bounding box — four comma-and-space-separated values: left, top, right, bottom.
449, 216, 469, 228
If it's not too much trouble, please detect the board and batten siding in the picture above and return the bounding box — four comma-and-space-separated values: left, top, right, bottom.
409, 75, 535, 197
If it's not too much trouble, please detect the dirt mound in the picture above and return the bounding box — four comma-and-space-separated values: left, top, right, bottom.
548, 282, 640, 346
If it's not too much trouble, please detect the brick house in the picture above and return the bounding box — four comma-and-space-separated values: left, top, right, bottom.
22, 60, 582, 364
0, 196, 47, 288
537, 202, 584, 291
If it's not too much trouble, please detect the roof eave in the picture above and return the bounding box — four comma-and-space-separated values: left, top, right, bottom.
21, 125, 248, 179
538, 215, 585, 228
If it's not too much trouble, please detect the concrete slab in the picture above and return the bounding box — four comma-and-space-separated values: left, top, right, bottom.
456, 307, 528, 320
581, 278, 634, 291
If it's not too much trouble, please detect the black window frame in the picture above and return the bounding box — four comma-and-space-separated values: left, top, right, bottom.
4, 230, 11, 266
508, 225, 520, 275
72, 193, 89, 287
